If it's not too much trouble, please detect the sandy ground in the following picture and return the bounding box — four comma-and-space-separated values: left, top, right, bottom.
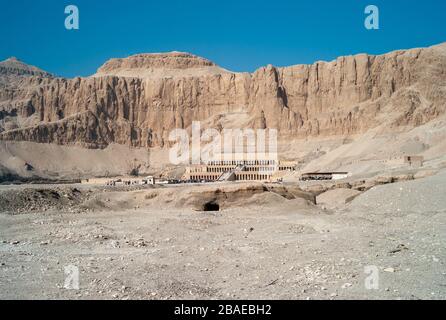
0, 171, 445, 300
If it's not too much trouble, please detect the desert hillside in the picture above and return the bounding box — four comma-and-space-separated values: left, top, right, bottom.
0, 43, 445, 180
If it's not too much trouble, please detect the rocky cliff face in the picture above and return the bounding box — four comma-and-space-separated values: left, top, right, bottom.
1, 44, 445, 149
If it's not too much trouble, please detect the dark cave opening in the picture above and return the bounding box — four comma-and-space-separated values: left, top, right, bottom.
203, 201, 220, 212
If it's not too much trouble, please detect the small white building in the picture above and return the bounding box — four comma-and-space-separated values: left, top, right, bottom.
144, 176, 156, 185
332, 172, 351, 180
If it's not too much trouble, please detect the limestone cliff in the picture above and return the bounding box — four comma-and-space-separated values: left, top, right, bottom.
0, 44, 445, 149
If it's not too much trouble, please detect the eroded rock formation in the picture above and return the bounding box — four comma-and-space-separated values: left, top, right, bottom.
1, 44, 445, 149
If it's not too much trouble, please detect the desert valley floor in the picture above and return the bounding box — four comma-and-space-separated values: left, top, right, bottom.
0, 169, 444, 300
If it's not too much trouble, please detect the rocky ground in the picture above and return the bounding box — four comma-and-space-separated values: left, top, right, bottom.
0, 171, 445, 300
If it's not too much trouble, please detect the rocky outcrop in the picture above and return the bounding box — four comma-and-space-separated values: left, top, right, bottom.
94, 52, 231, 79
0, 44, 445, 149
0, 57, 53, 78
97, 52, 216, 73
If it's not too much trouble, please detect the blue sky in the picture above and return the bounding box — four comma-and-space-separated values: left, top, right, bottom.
1, 0, 445, 78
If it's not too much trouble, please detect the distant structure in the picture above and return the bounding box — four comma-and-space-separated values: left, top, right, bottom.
300, 172, 350, 181
183, 153, 297, 182
404, 156, 424, 168
143, 176, 156, 185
